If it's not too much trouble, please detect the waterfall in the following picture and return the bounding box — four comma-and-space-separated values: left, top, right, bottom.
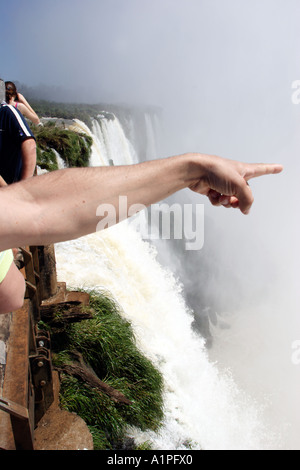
91, 113, 138, 166
54, 110, 285, 450
69, 114, 139, 167
55, 223, 281, 450
144, 112, 158, 160
52, 149, 66, 169
69, 119, 109, 167
37, 148, 66, 174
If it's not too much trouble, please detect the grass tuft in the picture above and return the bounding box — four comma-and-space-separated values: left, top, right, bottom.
50, 290, 164, 450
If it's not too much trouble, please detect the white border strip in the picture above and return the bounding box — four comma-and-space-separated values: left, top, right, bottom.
4, 104, 32, 137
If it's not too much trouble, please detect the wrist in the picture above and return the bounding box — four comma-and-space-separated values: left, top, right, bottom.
178, 152, 211, 189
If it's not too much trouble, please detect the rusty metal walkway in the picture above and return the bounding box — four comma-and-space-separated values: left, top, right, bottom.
0, 245, 90, 450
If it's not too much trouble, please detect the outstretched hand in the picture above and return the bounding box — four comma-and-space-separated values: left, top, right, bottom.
188, 154, 283, 214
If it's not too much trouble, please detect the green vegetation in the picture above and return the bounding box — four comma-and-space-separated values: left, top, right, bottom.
30, 100, 97, 128
50, 291, 164, 450
30, 100, 122, 129
33, 122, 93, 171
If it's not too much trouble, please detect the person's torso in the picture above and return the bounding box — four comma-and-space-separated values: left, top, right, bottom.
0, 104, 33, 183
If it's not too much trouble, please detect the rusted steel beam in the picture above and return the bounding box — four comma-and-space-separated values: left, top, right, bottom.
30, 329, 54, 425
0, 397, 29, 420
21, 247, 40, 322
0, 300, 34, 450
37, 245, 58, 300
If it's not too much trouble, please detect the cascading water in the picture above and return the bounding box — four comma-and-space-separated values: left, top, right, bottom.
144, 112, 159, 160
55, 112, 284, 450
69, 119, 109, 167
91, 113, 138, 166
55, 223, 280, 450
52, 149, 66, 169
70, 114, 139, 167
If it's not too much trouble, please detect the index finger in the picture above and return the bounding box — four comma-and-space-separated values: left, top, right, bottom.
244, 163, 283, 181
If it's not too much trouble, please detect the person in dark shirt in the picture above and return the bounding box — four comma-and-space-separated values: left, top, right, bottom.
0, 79, 37, 313
0, 78, 36, 184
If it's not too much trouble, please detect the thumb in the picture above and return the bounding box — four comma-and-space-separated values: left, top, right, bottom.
236, 180, 254, 215
236, 162, 283, 213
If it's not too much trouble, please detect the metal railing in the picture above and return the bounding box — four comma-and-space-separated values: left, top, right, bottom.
0, 244, 90, 450
0, 246, 55, 450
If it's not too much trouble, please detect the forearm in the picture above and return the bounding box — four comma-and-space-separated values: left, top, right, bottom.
0, 152, 283, 251
18, 103, 40, 125
18, 93, 36, 114
20, 139, 37, 180
0, 154, 199, 250
25, 110, 40, 125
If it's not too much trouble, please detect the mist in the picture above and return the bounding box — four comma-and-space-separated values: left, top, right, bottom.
2, 0, 300, 448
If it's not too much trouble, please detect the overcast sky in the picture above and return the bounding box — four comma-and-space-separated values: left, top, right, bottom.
1, 0, 299, 153
1, 0, 299, 193
1, 1, 299, 105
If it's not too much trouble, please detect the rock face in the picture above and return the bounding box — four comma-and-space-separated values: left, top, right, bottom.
34, 372, 94, 451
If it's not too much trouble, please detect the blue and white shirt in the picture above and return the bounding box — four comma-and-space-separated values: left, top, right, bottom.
0, 103, 35, 184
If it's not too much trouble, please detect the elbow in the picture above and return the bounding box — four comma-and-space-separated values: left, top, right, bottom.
0, 264, 26, 314
1, 290, 25, 314
12, 275, 26, 311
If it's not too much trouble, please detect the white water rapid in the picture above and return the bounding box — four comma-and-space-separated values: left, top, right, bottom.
54, 113, 284, 450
